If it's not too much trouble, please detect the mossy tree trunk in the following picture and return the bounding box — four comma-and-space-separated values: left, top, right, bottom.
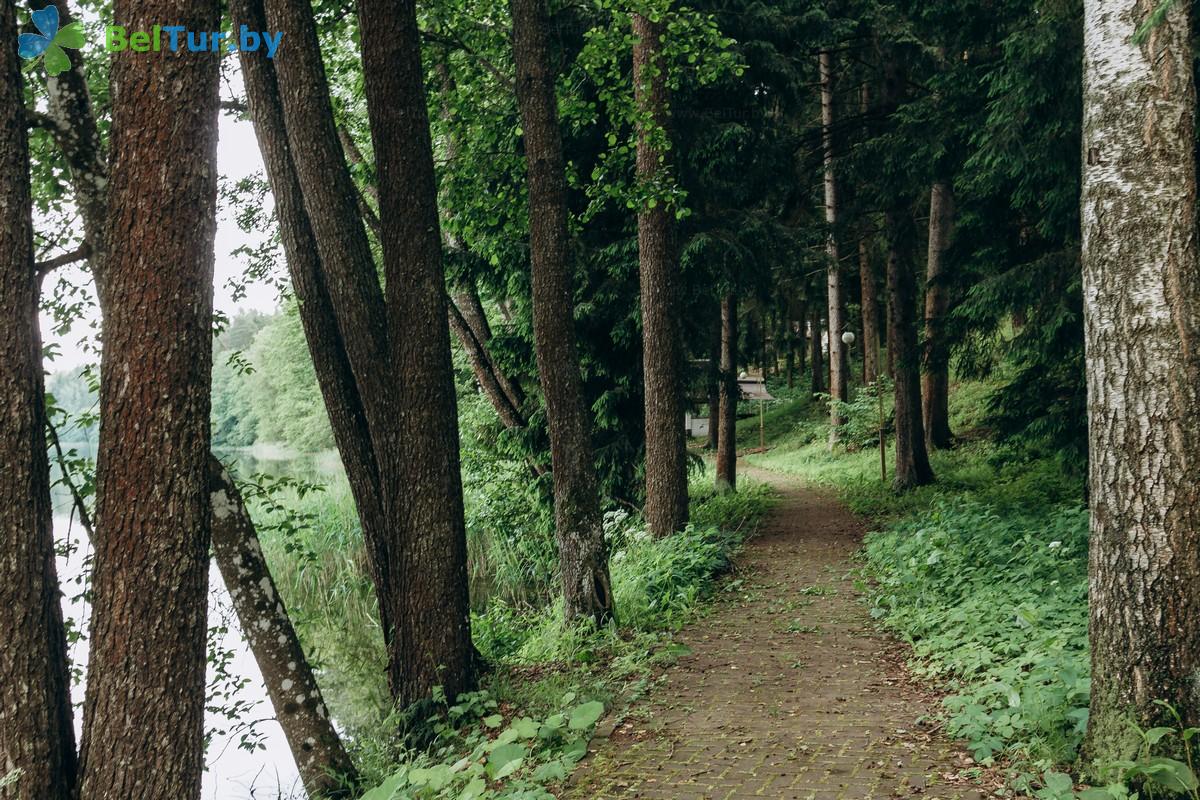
634, 10, 690, 538
511, 0, 614, 622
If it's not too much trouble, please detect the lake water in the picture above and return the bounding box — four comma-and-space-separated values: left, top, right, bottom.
53, 443, 345, 800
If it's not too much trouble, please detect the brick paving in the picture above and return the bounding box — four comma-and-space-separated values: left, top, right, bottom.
565, 465, 985, 800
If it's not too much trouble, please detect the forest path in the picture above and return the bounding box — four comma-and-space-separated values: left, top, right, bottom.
564, 463, 982, 800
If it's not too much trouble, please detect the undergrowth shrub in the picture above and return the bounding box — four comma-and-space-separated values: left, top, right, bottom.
864, 501, 1090, 771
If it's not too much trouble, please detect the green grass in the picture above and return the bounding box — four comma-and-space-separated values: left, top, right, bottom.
246, 461, 776, 798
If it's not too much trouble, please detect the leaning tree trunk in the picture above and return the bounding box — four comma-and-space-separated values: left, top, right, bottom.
809, 309, 824, 395
820, 49, 848, 447
209, 458, 357, 796
634, 11, 689, 537
359, 0, 476, 702
510, 0, 614, 622
1081, 0, 1200, 766
715, 293, 738, 492
231, 0, 396, 667
79, 0, 219, 791
0, 4, 76, 794
922, 180, 954, 450
884, 206, 935, 492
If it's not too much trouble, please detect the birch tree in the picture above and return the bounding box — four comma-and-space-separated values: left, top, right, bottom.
1080, 0, 1200, 765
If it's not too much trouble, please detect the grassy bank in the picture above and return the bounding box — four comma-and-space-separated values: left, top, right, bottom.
247, 464, 774, 798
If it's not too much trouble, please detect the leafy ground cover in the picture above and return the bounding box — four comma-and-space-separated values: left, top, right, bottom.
745, 380, 1198, 799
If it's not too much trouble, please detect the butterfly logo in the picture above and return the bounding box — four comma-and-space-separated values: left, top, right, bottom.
18, 5, 84, 77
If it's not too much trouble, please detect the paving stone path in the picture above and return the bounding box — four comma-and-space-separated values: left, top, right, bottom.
565, 464, 984, 800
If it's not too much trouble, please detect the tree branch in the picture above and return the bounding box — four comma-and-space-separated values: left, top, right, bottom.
35, 243, 91, 278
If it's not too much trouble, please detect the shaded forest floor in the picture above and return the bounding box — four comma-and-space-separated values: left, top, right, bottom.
564, 463, 991, 800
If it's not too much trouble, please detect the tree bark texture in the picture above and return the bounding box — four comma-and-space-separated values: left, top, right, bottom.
820, 49, 848, 445
715, 293, 738, 492
80, 0, 220, 791
209, 458, 357, 797
859, 234, 881, 384
231, 0, 397, 686
634, 11, 689, 537
359, 0, 475, 703
884, 207, 935, 492
922, 180, 954, 450
809, 309, 824, 395
707, 311, 721, 450
1081, 0, 1200, 764
511, 0, 614, 622
0, 4, 77, 793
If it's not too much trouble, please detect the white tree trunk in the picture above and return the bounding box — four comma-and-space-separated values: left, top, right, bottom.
1081, 0, 1200, 766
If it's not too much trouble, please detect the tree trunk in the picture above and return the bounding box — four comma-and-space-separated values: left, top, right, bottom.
208, 458, 357, 797
707, 311, 721, 450
858, 83, 882, 386
37, 0, 107, 289
449, 296, 528, 429
454, 286, 526, 415
1081, 0, 1200, 765
79, 0, 219, 791
884, 207, 935, 491
820, 49, 848, 447
785, 319, 795, 389
359, 0, 476, 703
510, 0, 614, 623
859, 235, 881, 384
809, 309, 824, 394
922, 180, 954, 450
633, 11, 689, 537
795, 298, 807, 375
0, 6, 76, 793
232, 0, 399, 693
715, 293, 738, 492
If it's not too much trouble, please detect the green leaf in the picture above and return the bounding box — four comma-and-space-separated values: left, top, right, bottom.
458, 777, 487, 800
487, 743, 526, 778
1142, 727, 1175, 745
54, 22, 85, 49
533, 759, 568, 781
482, 713, 503, 728
568, 700, 604, 730
43, 44, 70, 77
359, 771, 406, 800
1043, 771, 1074, 794
510, 716, 540, 739
1138, 757, 1198, 793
